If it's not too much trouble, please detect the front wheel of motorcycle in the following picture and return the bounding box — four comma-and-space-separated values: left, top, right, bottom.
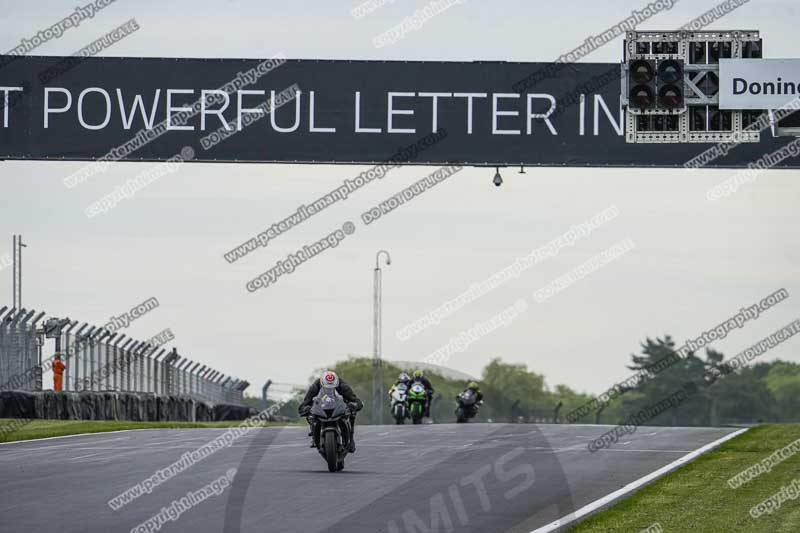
324, 432, 338, 472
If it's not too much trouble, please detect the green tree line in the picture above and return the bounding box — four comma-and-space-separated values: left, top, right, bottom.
245, 335, 800, 426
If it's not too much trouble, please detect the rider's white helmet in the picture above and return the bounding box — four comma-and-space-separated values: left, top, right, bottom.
399, 372, 410, 382
320, 370, 339, 389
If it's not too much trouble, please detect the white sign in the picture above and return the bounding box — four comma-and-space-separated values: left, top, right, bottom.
719, 59, 800, 109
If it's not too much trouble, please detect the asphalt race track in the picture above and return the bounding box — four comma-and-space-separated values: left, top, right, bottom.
0, 424, 739, 533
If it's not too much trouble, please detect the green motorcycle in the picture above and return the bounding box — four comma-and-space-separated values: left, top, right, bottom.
408, 383, 427, 424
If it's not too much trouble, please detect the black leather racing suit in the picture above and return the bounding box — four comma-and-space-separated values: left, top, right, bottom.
298, 379, 363, 450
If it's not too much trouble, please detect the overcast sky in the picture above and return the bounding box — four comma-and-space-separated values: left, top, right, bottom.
1, 0, 798, 396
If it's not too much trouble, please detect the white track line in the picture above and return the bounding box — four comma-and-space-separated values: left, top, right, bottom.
0, 426, 281, 448
0, 436, 132, 454
0, 428, 167, 447
531, 428, 749, 533
589, 448, 694, 453
68, 452, 105, 462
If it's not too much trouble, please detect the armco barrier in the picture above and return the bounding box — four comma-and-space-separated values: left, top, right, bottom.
0, 390, 258, 423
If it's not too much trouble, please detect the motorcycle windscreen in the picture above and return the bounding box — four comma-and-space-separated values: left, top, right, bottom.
319, 386, 348, 418
311, 386, 340, 417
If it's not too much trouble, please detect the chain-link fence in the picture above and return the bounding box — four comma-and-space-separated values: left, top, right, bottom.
0, 306, 248, 404
0, 307, 44, 391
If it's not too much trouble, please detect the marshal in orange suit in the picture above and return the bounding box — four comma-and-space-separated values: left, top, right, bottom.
52, 353, 66, 391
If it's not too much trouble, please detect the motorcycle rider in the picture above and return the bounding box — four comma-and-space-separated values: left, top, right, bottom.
458, 381, 484, 418
462, 381, 483, 403
411, 369, 434, 417
388, 372, 411, 397
298, 371, 363, 452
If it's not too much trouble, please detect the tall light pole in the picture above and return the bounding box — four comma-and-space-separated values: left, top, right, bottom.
12, 235, 27, 310
372, 250, 391, 425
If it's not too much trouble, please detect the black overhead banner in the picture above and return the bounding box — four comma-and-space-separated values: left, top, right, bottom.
0, 54, 798, 168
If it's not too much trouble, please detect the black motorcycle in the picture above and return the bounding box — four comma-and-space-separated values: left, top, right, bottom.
308, 386, 354, 472
455, 389, 481, 423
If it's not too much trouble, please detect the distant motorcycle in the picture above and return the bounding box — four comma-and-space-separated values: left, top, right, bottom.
390, 382, 409, 424
408, 382, 428, 424
455, 389, 481, 423
308, 386, 354, 472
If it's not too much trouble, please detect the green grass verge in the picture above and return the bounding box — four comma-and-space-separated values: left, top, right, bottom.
569, 424, 800, 532
0, 418, 299, 443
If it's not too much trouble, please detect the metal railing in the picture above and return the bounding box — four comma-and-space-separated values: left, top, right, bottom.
0, 306, 249, 404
